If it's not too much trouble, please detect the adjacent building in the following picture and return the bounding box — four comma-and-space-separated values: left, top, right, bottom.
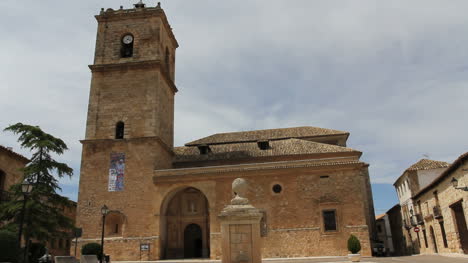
0, 145, 77, 257
375, 213, 394, 256
393, 158, 450, 254
412, 152, 468, 255
75, 2, 377, 261
0, 145, 29, 204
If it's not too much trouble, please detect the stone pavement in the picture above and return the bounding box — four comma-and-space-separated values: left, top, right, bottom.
120, 255, 468, 263
260, 255, 468, 263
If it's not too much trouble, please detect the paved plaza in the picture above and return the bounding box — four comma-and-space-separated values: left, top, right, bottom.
260, 255, 468, 263
142, 254, 468, 263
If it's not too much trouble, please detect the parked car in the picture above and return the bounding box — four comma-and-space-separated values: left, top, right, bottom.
373, 242, 386, 257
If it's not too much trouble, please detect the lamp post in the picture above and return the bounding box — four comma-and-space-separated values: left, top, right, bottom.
451, 177, 468, 191
18, 180, 33, 263
100, 205, 109, 263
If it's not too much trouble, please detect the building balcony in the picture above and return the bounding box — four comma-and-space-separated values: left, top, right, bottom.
403, 219, 412, 230
433, 205, 443, 219
415, 213, 425, 225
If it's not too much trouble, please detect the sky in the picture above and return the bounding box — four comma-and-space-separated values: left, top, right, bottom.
1, 0, 468, 215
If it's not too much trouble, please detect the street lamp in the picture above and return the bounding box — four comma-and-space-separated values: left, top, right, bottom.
18, 180, 33, 263
100, 205, 109, 263
451, 178, 468, 191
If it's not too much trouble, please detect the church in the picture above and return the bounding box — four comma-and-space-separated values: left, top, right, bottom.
76, 2, 376, 260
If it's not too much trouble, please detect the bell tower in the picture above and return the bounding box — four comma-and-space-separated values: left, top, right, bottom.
76, 2, 178, 260
85, 1, 178, 145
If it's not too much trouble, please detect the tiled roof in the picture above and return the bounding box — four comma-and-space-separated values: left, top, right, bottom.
413, 152, 468, 199
375, 214, 386, 220
175, 138, 359, 163
185, 126, 349, 146
406, 159, 450, 171
394, 158, 450, 186
0, 145, 29, 162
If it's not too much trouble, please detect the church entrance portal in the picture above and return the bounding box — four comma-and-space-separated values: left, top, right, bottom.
161, 187, 209, 259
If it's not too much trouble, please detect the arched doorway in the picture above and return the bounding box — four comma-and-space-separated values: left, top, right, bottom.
429, 226, 438, 253
161, 187, 209, 259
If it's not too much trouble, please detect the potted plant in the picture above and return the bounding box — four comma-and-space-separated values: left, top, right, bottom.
347, 234, 361, 262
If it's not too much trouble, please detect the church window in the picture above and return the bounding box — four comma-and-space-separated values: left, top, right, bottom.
257, 140, 270, 150
115, 121, 125, 139
323, 210, 337, 231
197, 145, 211, 155
114, 224, 119, 234
272, 184, 282, 194
121, 34, 134, 58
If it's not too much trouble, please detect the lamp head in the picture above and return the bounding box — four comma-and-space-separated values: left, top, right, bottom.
451, 177, 459, 188
21, 180, 33, 194
101, 205, 109, 215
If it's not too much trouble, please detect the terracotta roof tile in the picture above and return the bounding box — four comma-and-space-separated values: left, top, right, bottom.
175, 138, 359, 163
185, 126, 349, 146
406, 159, 450, 171
413, 152, 468, 199
375, 214, 386, 220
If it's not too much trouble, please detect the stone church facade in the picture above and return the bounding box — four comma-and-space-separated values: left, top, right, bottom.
76, 2, 376, 260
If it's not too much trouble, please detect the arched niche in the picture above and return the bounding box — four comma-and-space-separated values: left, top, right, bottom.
159, 187, 209, 259
105, 211, 126, 237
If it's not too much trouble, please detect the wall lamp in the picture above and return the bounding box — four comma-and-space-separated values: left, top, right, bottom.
451, 177, 468, 191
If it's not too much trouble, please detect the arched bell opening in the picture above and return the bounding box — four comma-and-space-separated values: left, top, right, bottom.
159, 187, 210, 259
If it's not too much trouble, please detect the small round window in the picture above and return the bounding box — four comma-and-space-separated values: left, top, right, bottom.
272, 184, 282, 194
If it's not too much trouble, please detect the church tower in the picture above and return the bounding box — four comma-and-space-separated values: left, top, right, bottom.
76, 2, 178, 260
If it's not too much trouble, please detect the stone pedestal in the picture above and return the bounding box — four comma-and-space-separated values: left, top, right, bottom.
218, 178, 262, 263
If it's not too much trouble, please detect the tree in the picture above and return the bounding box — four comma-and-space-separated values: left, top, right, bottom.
0, 123, 74, 247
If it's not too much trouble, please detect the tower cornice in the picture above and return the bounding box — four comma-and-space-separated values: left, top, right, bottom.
96, 7, 179, 48
89, 60, 178, 93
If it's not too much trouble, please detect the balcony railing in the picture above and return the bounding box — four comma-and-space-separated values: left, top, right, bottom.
433, 205, 443, 219
415, 213, 425, 225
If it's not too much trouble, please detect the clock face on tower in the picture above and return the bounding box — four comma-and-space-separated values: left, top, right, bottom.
122, 34, 134, 44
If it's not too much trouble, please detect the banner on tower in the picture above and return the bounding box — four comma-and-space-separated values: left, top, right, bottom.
108, 152, 125, 191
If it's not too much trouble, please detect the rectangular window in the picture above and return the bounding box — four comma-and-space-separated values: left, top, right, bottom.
323, 210, 337, 231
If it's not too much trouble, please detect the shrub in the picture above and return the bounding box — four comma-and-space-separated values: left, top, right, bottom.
82, 243, 102, 257
0, 230, 19, 262
347, 234, 361, 254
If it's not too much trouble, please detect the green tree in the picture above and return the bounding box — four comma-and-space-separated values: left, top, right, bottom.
0, 123, 74, 248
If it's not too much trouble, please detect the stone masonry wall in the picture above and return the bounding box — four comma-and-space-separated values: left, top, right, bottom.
414, 161, 468, 255
148, 164, 373, 260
